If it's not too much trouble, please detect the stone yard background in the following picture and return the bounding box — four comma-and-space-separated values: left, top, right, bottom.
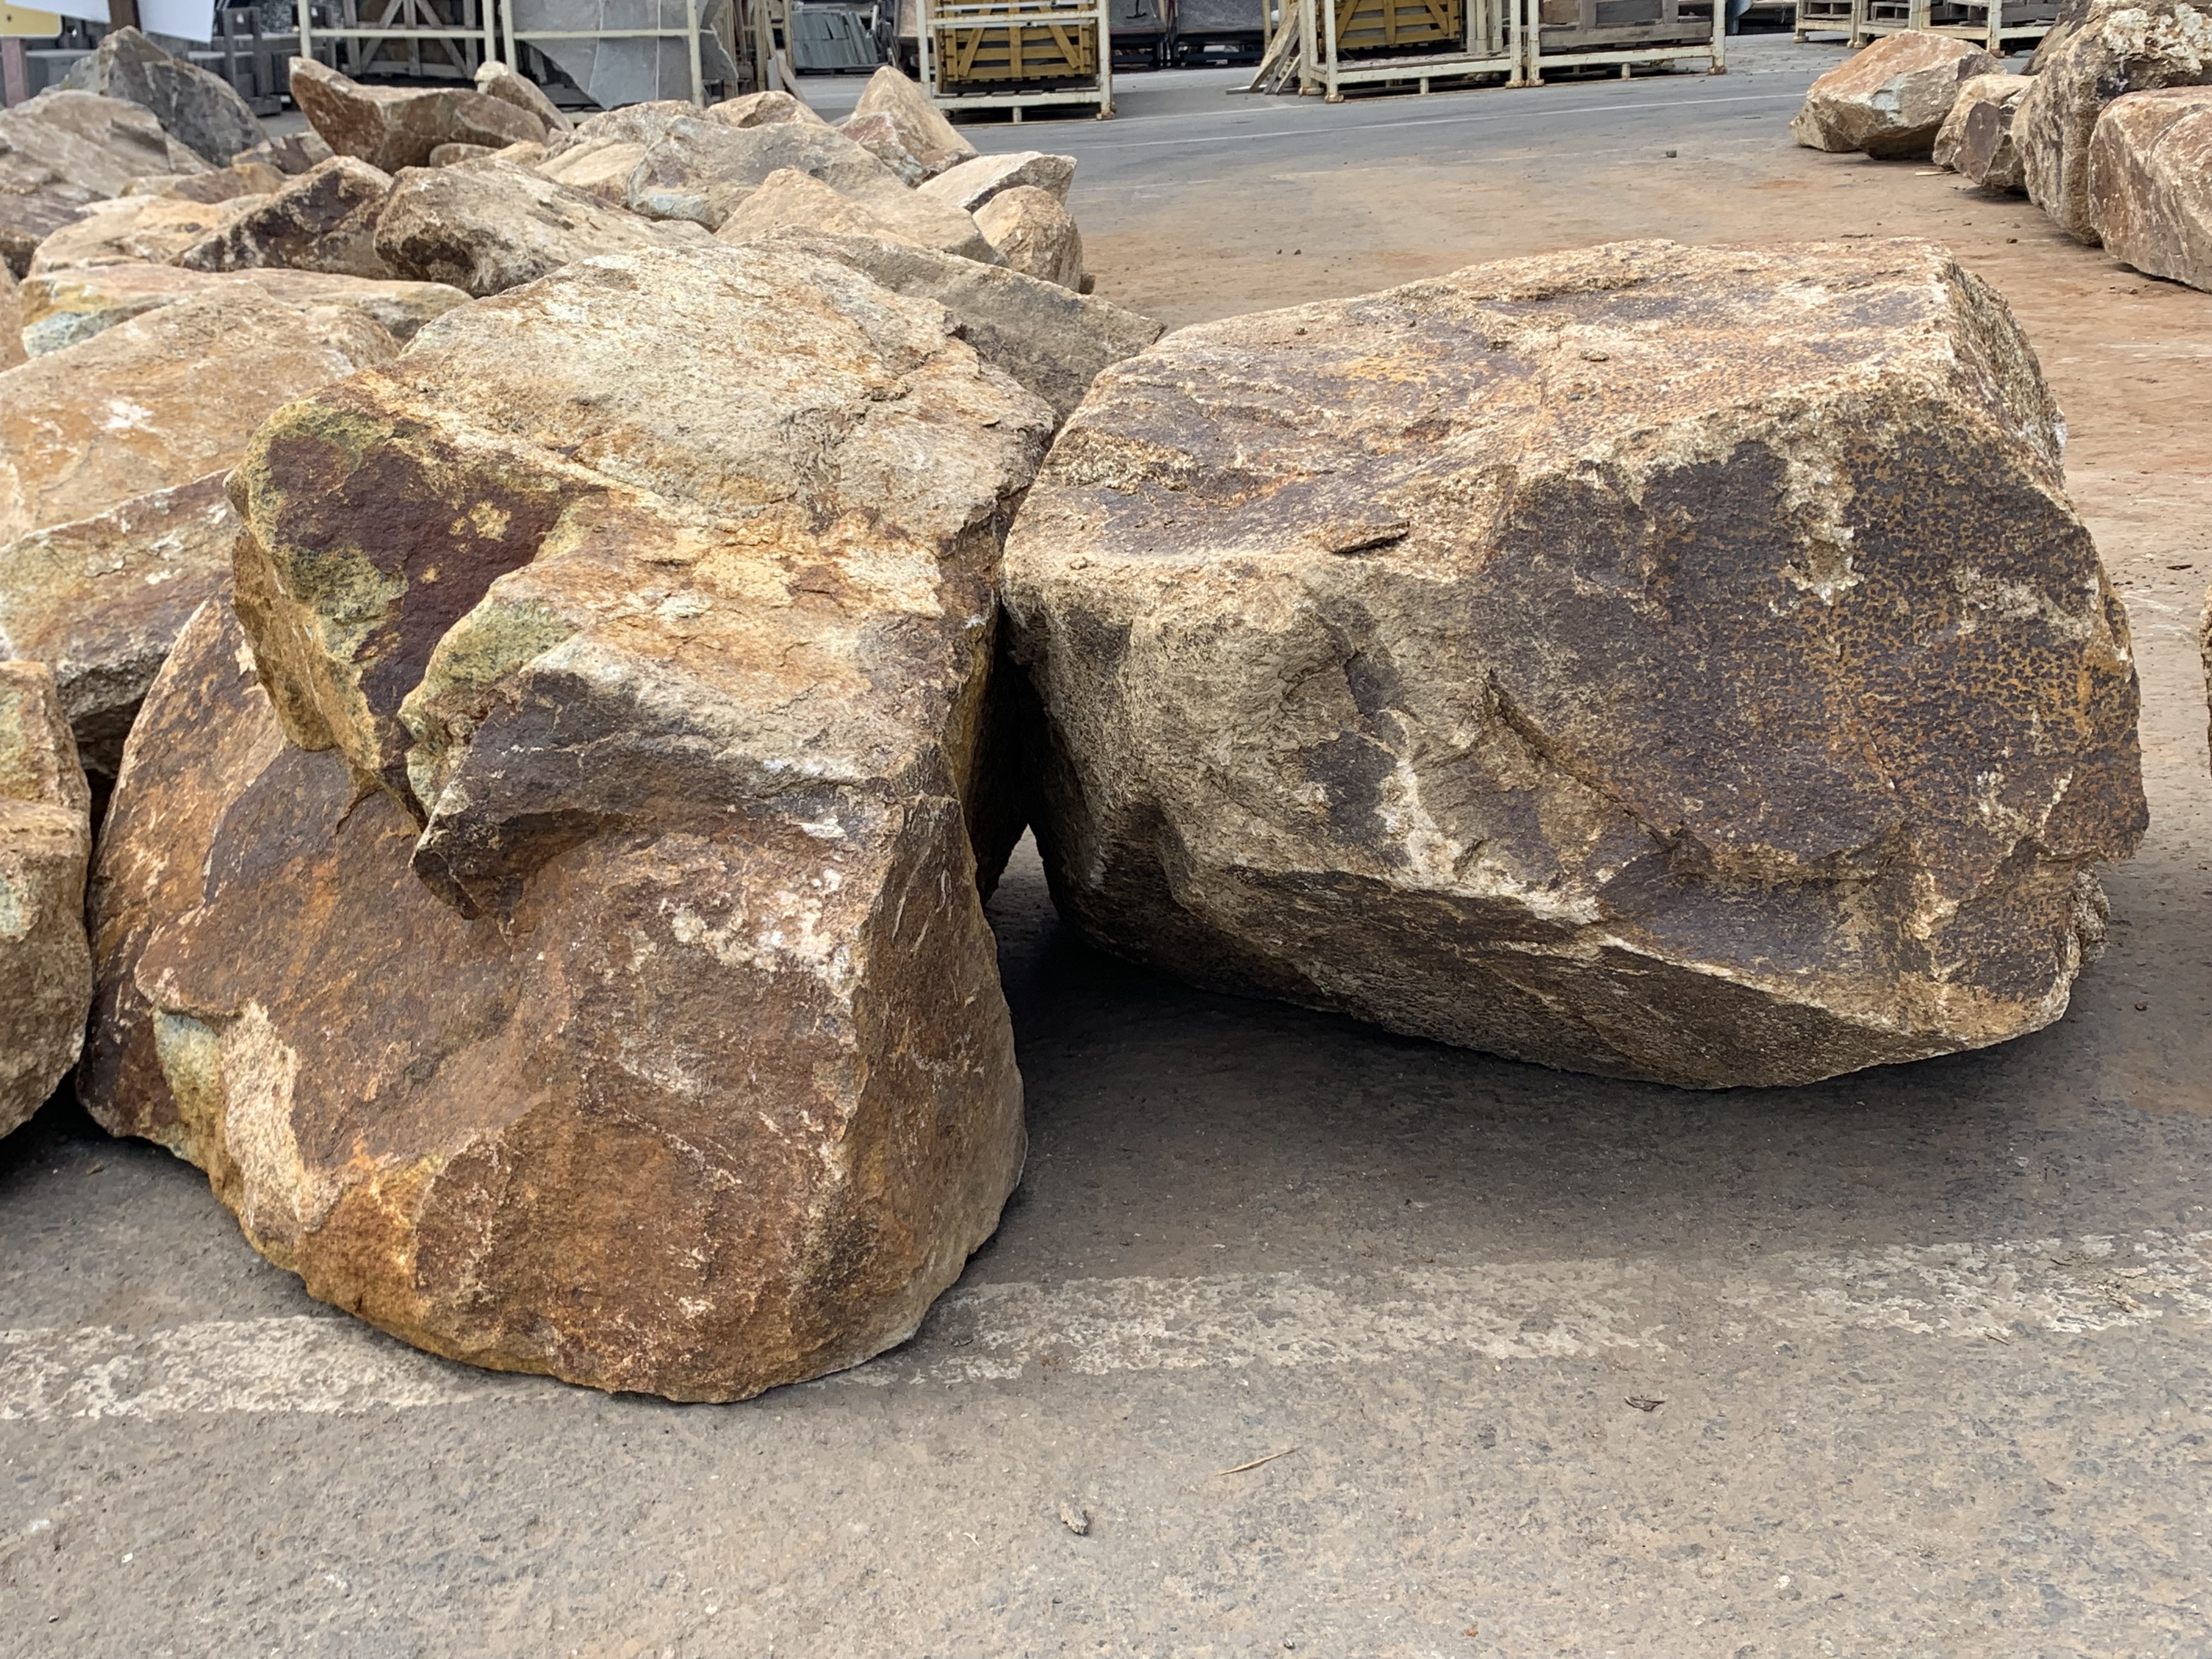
7, 38, 2212, 1658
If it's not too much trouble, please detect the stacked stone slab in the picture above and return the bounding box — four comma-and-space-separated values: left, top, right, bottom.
2089, 85, 2212, 287
86, 243, 1055, 1402
2016, 0, 2212, 242
0, 661, 92, 1140
1792, 31, 2000, 159
1001, 239, 2146, 1090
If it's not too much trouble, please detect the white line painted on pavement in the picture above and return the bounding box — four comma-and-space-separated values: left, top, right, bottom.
4, 1232, 2205, 1421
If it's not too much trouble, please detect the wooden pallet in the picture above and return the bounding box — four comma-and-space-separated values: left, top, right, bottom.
1853, 0, 2056, 47
1533, 0, 1712, 52
935, 9, 1099, 77
1792, 0, 1853, 35
1330, 0, 1460, 55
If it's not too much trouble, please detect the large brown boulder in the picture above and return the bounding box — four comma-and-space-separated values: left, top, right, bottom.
1791, 31, 2001, 159
290, 58, 546, 173
57, 26, 263, 167
2016, 0, 2212, 242
848, 66, 975, 173
917, 150, 1077, 215
2088, 84, 2212, 286
177, 156, 397, 279
622, 114, 912, 229
1933, 72, 2029, 189
89, 242, 1053, 1400
708, 89, 827, 129
0, 661, 91, 1139
474, 60, 574, 136
1, 90, 208, 274
765, 228, 1159, 423
713, 167, 997, 264
123, 159, 286, 202
24, 190, 269, 275
16, 261, 466, 355
373, 155, 708, 295
1000, 239, 2146, 1090
975, 185, 1083, 290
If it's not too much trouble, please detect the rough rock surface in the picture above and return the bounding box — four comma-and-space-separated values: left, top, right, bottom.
1, 262, 21, 369
291, 59, 546, 172
714, 167, 997, 263
57, 26, 263, 166
0, 285, 396, 546
838, 111, 963, 187
974, 185, 1082, 289
428, 142, 498, 167
2017, 0, 2212, 242
0, 474, 235, 778
233, 131, 335, 176
769, 227, 1158, 422
1, 91, 208, 273
123, 160, 286, 202
475, 60, 574, 135
25, 190, 268, 274
373, 156, 707, 295
1791, 30, 2001, 159
1000, 238, 2146, 1090
849, 65, 975, 171
533, 134, 647, 203
623, 115, 909, 229
177, 156, 396, 279
2089, 84, 2212, 286
88, 241, 1053, 1401
16, 261, 466, 354
709, 89, 826, 129
1934, 72, 2029, 188
0, 660, 91, 1139
917, 150, 1077, 215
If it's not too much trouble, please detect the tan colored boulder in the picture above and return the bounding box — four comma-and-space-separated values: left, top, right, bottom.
123, 160, 288, 201
16, 261, 467, 354
708, 88, 827, 128
1791, 31, 2000, 159
0, 284, 396, 548
766, 227, 1159, 423
1, 262, 21, 369
0, 474, 235, 780
231, 131, 335, 176
974, 185, 1081, 289
623, 115, 910, 229
475, 60, 574, 135
917, 150, 1077, 214
848, 65, 974, 171
57, 26, 263, 167
290, 58, 546, 172
1933, 72, 2028, 188
0, 661, 90, 1139
427, 142, 498, 167
533, 136, 647, 203
714, 167, 998, 264
543, 99, 696, 156
373, 155, 708, 296
177, 155, 396, 279
25, 190, 270, 275
838, 111, 965, 187
1001, 238, 2146, 1090
91, 241, 1053, 1401
2, 90, 208, 273
2090, 85, 2212, 287
2017, 0, 2212, 242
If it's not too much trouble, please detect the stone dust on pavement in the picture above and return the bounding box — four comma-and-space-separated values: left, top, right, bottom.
6, 38, 2212, 1659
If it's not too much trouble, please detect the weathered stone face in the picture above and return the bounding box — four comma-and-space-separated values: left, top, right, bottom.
1934, 72, 2028, 189
713, 166, 997, 264
764, 227, 1160, 424
88, 244, 1053, 1398
1791, 31, 2000, 159
123, 160, 286, 202
373, 156, 708, 295
708, 89, 827, 129
232, 131, 334, 176
57, 26, 264, 167
475, 60, 574, 135
975, 185, 1083, 290
849, 65, 975, 172
24, 189, 269, 276
177, 156, 397, 279
0, 89, 208, 210
0, 660, 90, 1139
0, 472, 236, 780
0, 285, 396, 548
290, 59, 546, 173
16, 261, 467, 355
1, 262, 21, 369
2088, 84, 2212, 288
2017, 0, 2212, 242
623, 116, 909, 229
837, 111, 964, 187
917, 150, 1077, 215
1001, 238, 2146, 1090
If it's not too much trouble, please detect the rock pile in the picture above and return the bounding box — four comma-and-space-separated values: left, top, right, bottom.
1001, 239, 2145, 1090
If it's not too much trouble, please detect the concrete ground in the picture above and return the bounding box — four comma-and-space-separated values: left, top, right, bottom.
8, 37, 2212, 1659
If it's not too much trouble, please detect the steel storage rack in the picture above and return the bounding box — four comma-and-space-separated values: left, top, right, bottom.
297, 0, 494, 81
1851, 0, 2055, 52
1302, 0, 1521, 99
1174, 0, 1266, 63
916, 0, 1113, 119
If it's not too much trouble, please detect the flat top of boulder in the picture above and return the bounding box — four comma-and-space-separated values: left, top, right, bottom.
850, 66, 974, 165
708, 89, 826, 129
57, 26, 264, 166
916, 150, 1076, 212
290, 58, 546, 171
1808, 27, 1997, 92
475, 60, 574, 135
0, 89, 210, 205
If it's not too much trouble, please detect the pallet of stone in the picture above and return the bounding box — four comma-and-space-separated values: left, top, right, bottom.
1793, 0, 1856, 38
917, 0, 1114, 117
1521, 0, 1720, 80
1853, 0, 2055, 50
1302, 0, 1519, 97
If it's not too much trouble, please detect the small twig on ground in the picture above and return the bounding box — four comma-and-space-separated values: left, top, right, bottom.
1215, 1447, 1300, 1476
